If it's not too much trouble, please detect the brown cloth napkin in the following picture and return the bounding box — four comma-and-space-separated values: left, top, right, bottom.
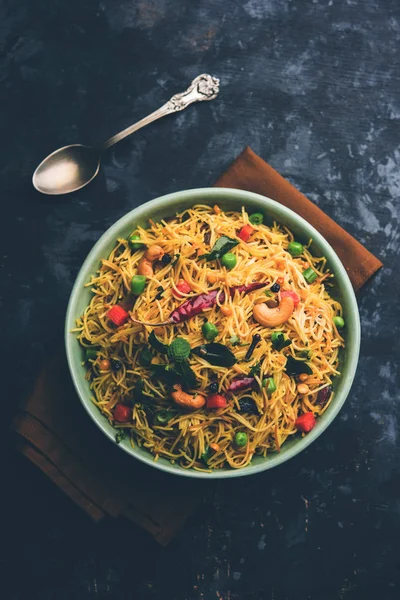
12, 147, 382, 545
12, 354, 203, 545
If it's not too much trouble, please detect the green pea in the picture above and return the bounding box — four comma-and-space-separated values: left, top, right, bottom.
303, 267, 317, 284
221, 253, 237, 270
264, 377, 276, 396
154, 410, 173, 426
131, 275, 146, 295
288, 241, 304, 257
234, 432, 248, 447
202, 321, 218, 341
249, 212, 264, 226
333, 316, 345, 329
85, 347, 98, 361
128, 235, 145, 251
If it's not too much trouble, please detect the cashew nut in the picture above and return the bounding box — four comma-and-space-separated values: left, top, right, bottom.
144, 245, 164, 262
253, 296, 295, 327
171, 384, 206, 410
137, 245, 164, 277
137, 258, 154, 277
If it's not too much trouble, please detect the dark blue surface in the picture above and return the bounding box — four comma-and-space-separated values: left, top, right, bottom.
2, 1, 400, 598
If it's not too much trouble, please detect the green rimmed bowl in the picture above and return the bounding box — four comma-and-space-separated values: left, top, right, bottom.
65, 188, 360, 478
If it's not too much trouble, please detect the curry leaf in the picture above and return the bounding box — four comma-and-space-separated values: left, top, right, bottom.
249, 362, 262, 377
285, 355, 313, 377
149, 331, 169, 354
151, 362, 198, 388
132, 380, 156, 404
199, 236, 239, 261
201, 445, 211, 464
151, 364, 180, 383
192, 343, 237, 367
174, 360, 198, 389
139, 347, 153, 367
297, 349, 312, 360
133, 380, 145, 402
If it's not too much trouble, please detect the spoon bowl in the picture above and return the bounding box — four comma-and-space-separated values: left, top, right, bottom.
33, 144, 101, 195
32, 74, 220, 195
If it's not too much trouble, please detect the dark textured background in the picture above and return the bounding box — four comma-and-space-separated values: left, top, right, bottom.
1, 0, 400, 598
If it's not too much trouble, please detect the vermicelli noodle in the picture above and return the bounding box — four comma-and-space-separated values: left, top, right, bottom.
75, 205, 344, 471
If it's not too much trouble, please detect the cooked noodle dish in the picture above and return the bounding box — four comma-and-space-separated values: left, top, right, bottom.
75, 205, 345, 471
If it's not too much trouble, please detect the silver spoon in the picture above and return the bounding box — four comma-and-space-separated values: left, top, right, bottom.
33, 74, 219, 195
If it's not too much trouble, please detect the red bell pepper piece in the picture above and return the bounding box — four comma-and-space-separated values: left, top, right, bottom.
107, 305, 129, 327
238, 224, 254, 242
206, 393, 228, 409
173, 279, 192, 298
113, 404, 131, 422
281, 290, 300, 307
295, 412, 316, 432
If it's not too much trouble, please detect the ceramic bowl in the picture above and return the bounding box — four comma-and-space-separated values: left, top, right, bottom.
65, 188, 360, 478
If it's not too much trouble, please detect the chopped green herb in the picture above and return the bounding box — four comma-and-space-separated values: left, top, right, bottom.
265, 377, 276, 396
199, 236, 239, 262
271, 332, 292, 351
264, 290, 273, 297
230, 334, 241, 346
249, 362, 262, 377
115, 430, 127, 444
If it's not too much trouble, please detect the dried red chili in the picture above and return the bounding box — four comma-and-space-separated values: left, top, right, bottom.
132, 282, 266, 326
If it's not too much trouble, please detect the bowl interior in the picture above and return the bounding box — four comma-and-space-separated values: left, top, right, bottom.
65, 188, 360, 478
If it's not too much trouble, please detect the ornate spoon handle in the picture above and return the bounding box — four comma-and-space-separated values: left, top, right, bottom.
101, 74, 220, 151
